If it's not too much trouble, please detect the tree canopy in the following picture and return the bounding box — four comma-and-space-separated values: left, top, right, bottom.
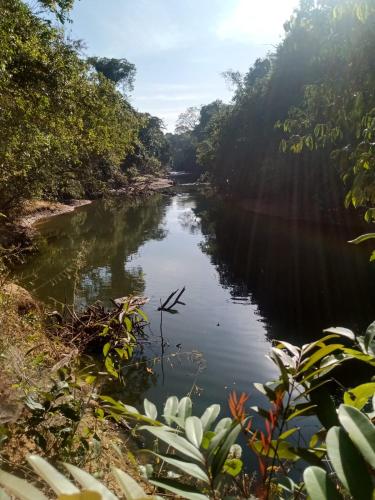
0, 0, 169, 215
168, 0, 375, 221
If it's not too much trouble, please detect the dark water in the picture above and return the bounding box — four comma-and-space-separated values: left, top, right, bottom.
15, 191, 375, 419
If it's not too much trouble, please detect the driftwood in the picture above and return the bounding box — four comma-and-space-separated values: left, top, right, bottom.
158, 287, 186, 312
51, 296, 148, 353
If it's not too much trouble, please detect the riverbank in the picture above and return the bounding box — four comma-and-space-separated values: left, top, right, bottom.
0, 280, 150, 493
0, 175, 174, 249
20, 176, 174, 229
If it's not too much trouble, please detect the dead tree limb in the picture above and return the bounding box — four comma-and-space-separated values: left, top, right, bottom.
158, 287, 186, 312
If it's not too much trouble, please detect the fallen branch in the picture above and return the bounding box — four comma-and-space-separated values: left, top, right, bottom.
158, 287, 186, 312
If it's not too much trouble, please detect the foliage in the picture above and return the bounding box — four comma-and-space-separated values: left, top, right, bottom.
304, 404, 375, 500
167, 1, 375, 223
0, 1, 169, 216
0, 454, 162, 499
101, 395, 244, 499
101, 323, 375, 499
7, 361, 101, 464
87, 57, 136, 94
123, 115, 170, 178
167, 101, 228, 177
278, 0, 375, 219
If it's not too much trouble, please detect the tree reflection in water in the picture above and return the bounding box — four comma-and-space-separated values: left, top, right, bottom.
16, 195, 170, 307
190, 193, 375, 344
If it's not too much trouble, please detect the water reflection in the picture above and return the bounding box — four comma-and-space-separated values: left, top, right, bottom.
192, 193, 375, 343
14, 190, 375, 416
17, 195, 170, 306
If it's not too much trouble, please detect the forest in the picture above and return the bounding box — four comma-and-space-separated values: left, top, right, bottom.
0, 0, 170, 216
0, 1, 375, 500
168, 0, 375, 222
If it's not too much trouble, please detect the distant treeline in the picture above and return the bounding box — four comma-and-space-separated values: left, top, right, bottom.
167, 0, 375, 219
0, 0, 170, 215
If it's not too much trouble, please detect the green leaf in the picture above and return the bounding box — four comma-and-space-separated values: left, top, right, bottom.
200, 404, 220, 432
124, 316, 132, 333
144, 399, 158, 420
63, 463, 117, 500
292, 447, 325, 467
251, 440, 299, 461
287, 404, 317, 421
301, 335, 340, 355
253, 383, 276, 401
326, 426, 373, 499
342, 348, 375, 366
150, 478, 209, 500
279, 427, 299, 440
338, 404, 375, 469
304, 466, 341, 500
85, 375, 96, 385
103, 342, 111, 357
276, 340, 300, 358
223, 458, 243, 477
27, 455, 79, 495
214, 418, 232, 433
323, 327, 355, 341
111, 467, 147, 499
163, 396, 179, 425
207, 429, 228, 458
140, 426, 204, 463
185, 416, 203, 447
344, 383, 375, 410
0, 470, 48, 500
364, 321, 375, 353
201, 431, 215, 449
269, 349, 290, 388
148, 452, 209, 483
299, 344, 344, 373
211, 424, 242, 477
178, 397, 192, 422
105, 356, 118, 378
310, 385, 339, 429
348, 233, 375, 244
135, 308, 148, 322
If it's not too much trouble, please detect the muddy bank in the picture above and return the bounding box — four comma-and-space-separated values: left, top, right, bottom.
0, 176, 174, 248
19, 199, 92, 228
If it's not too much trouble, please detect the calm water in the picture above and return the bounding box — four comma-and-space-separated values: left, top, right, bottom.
15, 191, 375, 418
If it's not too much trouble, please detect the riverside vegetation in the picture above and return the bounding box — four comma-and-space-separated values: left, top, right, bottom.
0, 0, 375, 499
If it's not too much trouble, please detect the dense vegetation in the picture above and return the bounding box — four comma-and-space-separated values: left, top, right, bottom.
168, 0, 375, 220
0, 0, 169, 216
0, 1, 374, 499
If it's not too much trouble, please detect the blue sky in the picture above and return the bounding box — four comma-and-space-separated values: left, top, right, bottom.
66, 0, 299, 131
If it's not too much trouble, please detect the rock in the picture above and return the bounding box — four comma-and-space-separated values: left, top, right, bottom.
2, 283, 39, 315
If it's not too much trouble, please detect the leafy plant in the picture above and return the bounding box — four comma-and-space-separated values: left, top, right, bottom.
304, 404, 375, 499
101, 395, 245, 499
0, 454, 162, 499
12, 363, 100, 463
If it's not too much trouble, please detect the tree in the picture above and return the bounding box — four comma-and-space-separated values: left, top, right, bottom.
175, 106, 200, 134
87, 57, 136, 93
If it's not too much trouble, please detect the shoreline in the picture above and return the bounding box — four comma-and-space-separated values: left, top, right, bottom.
19, 176, 175, 229
19, 199, 93, 228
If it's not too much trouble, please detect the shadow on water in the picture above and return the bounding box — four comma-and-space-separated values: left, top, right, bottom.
14, 190, 375, 422
192, 193, 375, 344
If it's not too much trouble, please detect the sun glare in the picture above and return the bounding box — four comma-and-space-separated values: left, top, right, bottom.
217, 0, 299, 44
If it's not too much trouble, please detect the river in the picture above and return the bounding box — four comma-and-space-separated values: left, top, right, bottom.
14, 189, 375, 421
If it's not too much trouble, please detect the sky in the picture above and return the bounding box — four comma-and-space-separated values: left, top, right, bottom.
66, 0, 300, 131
